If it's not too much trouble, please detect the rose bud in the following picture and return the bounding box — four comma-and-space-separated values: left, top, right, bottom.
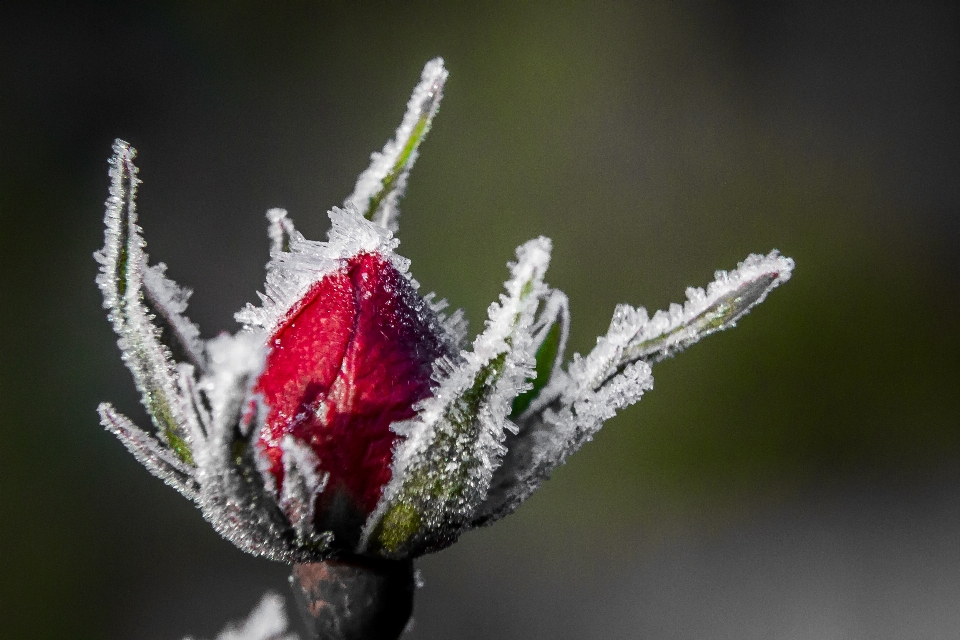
96, 58, 793, 639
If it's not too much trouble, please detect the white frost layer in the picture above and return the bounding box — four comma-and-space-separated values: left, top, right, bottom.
344, 57, 448, 230
621, 250, 795, 366
279, 435, 329, 544
571, 250, 793, 391
183, 593, 297, 640
235, 205, 407, 336
361, 238, 552, 554
143, 261, 206, 369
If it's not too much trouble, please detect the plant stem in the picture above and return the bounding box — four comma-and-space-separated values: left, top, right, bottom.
290, 557, 415, 640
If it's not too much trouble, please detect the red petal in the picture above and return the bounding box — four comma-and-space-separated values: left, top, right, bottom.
255, 253, 445, 529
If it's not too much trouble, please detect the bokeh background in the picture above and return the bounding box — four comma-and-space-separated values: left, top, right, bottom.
2, 2, 959, 638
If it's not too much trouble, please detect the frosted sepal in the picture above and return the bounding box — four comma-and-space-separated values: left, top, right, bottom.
235, 206, 406, 336
619, 250, 794, 368
143, 262, 206, 371
279, 435, 330, 549
509, 289, 570, 419
190, 332, 329, 563
94, 140, 196, 463
360, 238, 553, 558
98, 402, 200, 501
344, 58, 448, 231
473, 252, 791, 525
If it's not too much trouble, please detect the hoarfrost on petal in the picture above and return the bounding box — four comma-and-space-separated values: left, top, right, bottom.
344, 57, 448, 231
183, 592, 297, 640
235, 206, 404, 336
423, 291, 469, 349
360, 238, 553, 557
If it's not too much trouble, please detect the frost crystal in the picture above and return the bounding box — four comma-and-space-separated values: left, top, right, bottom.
96, 58, 794, 567
345, 57, 448, 231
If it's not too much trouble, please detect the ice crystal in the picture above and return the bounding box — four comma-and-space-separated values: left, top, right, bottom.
96, 57, 794, 565
344, 57, 447, 231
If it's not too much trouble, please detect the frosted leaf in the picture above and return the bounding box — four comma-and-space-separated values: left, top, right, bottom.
344, 58, 448, 231
98, 402, 200, 501
93, 142, 311, 562
183, 592, 297, 640
475, 290, 571, 521
97, 62, 796, 568
143, 262, 206, 371
360, 238, 552, 557
94, 140, 196, 463
266, 208, 296, 255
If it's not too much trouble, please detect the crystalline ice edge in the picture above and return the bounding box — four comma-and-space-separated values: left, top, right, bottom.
473, 252, 794, 525
345, 57, 448, 231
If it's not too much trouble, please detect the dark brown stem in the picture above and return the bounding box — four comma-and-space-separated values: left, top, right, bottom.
290, 557, 415, 640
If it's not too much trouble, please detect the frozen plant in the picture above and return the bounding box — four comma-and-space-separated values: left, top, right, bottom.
96, 58, 793, 640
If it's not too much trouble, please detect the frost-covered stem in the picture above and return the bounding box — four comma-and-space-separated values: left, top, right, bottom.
290, 558, 415, 640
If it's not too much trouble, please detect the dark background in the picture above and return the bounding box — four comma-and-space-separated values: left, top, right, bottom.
2, 2, 959, 638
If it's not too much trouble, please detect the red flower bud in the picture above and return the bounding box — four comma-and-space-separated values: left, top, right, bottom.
254, 252, 449, 543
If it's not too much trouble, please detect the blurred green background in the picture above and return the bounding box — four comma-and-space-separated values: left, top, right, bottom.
2, 2, 959, 638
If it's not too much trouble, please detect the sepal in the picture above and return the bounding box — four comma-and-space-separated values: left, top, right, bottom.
509, 289, 570, 419
345, 58, 448, 231
94, 140, 200, 463
278, 436, 329, 549
473, 251, 792, 525
618, 250, 794, 368
98, 402, 200, 501
360, 238, 553, 557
